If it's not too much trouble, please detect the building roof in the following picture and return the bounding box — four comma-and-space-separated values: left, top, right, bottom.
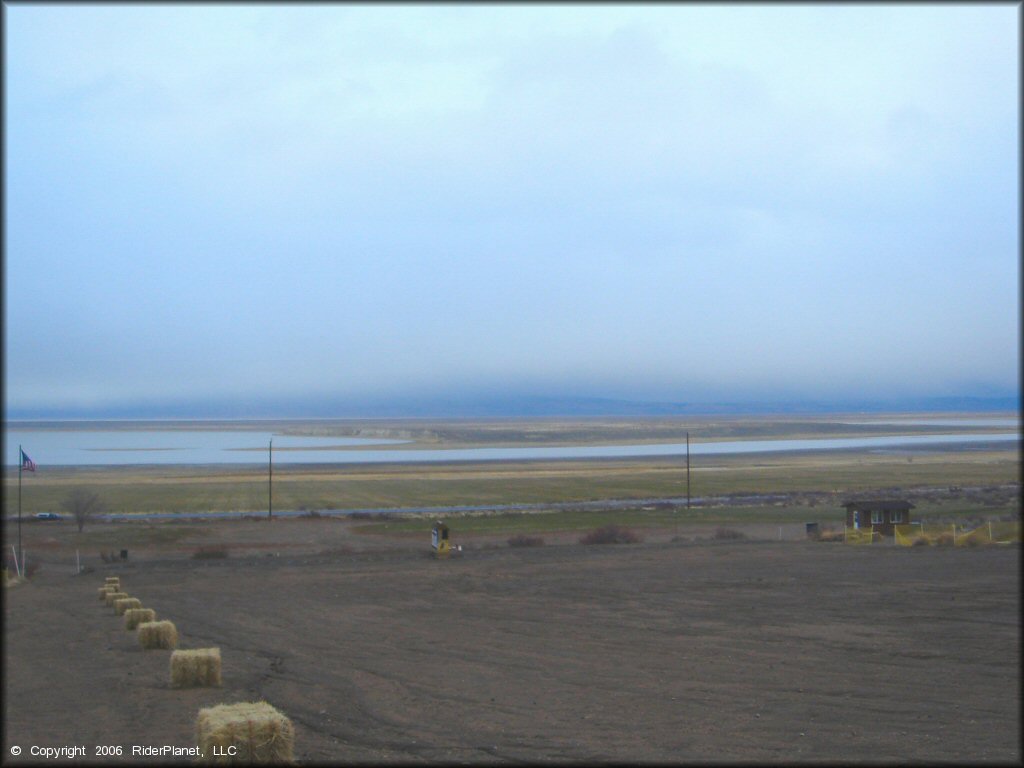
841, 499, 915, 511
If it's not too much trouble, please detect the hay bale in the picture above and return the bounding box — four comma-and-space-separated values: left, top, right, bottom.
98, 586, 115, 600
138, 620, 178, 650
105, 591, 129, 606
171, 648, 222, 688
104, 576, 120, 585
114, 597, 142, 615
124, 608, 156, 630
196, 701, 294, 764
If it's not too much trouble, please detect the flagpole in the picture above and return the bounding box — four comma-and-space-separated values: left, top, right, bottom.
18, 444, 23, 575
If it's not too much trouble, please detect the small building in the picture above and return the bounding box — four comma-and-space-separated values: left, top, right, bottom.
842, 499, 915, 538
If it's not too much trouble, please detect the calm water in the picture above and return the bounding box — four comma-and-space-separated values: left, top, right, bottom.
4, 430, 408, 467
4, 425, 1019, 467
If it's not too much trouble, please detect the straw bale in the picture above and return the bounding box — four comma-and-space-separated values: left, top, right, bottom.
171, 648, 222, 688
124, 608, 156, 630
196, 701, 294, 764
98, 586, 114, 600
105, 591, 128, 606
114, 597, 142, 615
138, 620, 178, 650
104, 576, 120, 585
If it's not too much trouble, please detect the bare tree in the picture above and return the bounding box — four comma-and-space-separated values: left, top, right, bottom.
62, 488, 105, 532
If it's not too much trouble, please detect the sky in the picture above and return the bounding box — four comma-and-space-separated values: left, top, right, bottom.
3, 4, 1020, 417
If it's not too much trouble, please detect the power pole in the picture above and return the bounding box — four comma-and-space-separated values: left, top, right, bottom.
686, 432, 691, 511
268, 438, 273, 520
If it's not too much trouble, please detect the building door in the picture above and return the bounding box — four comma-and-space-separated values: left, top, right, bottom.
853, 510, 860, 529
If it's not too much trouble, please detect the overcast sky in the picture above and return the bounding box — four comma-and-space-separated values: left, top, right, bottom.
4, 4, 1019, 417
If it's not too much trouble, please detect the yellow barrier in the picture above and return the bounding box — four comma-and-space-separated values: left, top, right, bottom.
895, 525, 927, 546
844, 527, 879, 545
896, 521, 1021, 547
955, 521, 1021, 547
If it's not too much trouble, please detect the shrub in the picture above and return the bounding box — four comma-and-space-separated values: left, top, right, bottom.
579, 525, 641, 545
191, 545, 229, 560
911, 536, 930, 547
713, 527, 745, 540
507, 534, 545, 548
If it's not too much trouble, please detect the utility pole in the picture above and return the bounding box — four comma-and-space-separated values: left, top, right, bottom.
686, 432, 691, 511
268, 438, 273, 520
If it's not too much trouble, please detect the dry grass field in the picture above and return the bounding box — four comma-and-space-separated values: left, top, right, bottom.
3, 446, 1019, 517
3, 521, 1019, 763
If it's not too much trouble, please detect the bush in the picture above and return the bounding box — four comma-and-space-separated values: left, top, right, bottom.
192, 545, 229, 559
350, 511, 393, 521
579, 525, 641, 545
713, 527, 745, 540
507, 534, 545, 547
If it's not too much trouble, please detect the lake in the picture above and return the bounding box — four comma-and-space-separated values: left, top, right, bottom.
4, 423, 1019, 467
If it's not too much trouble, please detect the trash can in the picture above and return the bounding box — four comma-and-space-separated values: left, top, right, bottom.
805, 523, 819, 539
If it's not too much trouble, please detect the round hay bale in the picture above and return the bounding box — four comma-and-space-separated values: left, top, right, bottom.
195, 701, 294, 764
138, 620, 178, 650
171, 648, 222, 688
124, 608, 156, 630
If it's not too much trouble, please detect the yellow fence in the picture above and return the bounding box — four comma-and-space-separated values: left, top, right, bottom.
844, 527, 880, 545
894, 522, 1021, 547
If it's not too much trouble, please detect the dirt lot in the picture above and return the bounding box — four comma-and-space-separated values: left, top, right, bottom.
3, 519, 1020, 764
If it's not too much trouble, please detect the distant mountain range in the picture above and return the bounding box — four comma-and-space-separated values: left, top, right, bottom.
4, 393, 1020, 420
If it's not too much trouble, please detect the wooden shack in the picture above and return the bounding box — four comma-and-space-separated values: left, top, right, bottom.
842, 499, 915, 538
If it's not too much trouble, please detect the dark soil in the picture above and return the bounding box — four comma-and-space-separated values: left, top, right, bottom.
3, 521, 1020, 764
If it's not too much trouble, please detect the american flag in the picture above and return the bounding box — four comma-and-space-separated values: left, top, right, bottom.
21, 449, 36, 472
